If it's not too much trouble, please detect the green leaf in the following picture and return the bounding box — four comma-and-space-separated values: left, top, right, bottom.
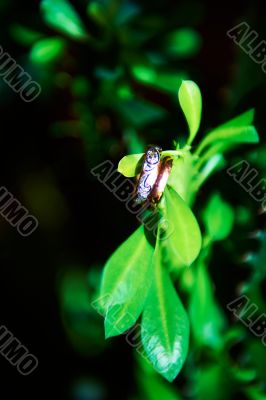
118, 153, 144, 177
203, 193, 234, 241
196, 109, 258, 155
118, 150, 188, 179
131, 65, 156, 84
197, 126, 259, 155
152, 73, 186, 93
137, 366, 181, 400
141, 241, 189, 381
161, 150, 185, 158
166, 152, 195, 203
165, 28, 201, 58
216, 108, 255, 129
189, 261, 225, 349
164, 186, 202, 266
30, 37, 65, 64
41, 0, 88, 41
100, 225, 154, 338
178, 80, 202, 145
132, 65, 187, 94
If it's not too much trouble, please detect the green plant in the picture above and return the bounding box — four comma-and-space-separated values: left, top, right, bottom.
98, 80, 259, 381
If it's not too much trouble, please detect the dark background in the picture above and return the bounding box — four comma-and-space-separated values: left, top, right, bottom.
0, 0, 265, 399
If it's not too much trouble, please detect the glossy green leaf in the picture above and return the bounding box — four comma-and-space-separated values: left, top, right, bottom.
30, 37, 65, 64
100, 225, 154, 338
178, 80, 202, 145
189, 261, 225, 349
141, 241, 189, 381
118, 153, 144, 177
164, 186, 202, 266
41, 0, 88, 40
203, 193, 234, 241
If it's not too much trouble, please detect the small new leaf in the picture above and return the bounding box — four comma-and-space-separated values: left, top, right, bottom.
178, 80, 202, 145
118, 153, 144, 177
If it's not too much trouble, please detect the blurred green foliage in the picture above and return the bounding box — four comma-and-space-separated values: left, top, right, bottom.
9, 0, 203, 166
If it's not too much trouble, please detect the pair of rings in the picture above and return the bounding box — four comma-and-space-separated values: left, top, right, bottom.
135, 146, 173, 206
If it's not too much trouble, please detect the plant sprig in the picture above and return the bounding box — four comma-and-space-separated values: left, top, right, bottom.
99, 80, 259, 381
